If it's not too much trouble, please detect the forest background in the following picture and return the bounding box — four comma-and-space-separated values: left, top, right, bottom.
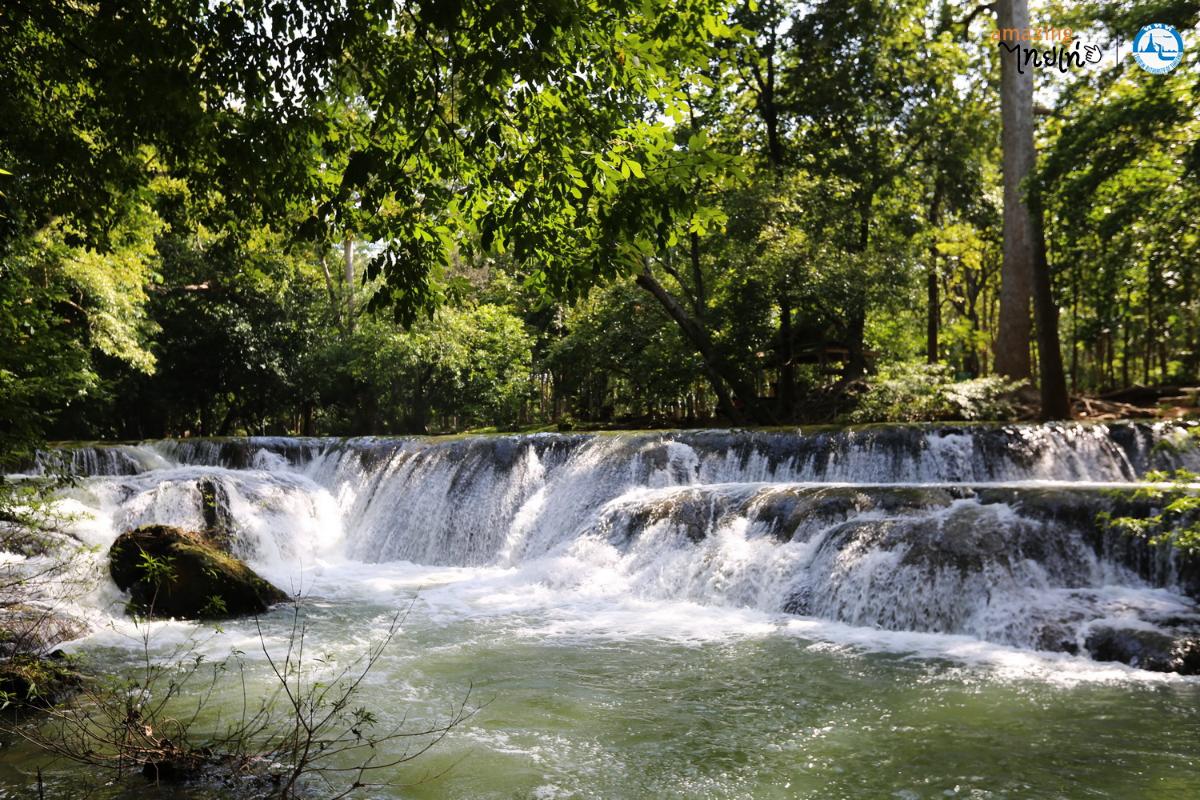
2, 0, 1197, 450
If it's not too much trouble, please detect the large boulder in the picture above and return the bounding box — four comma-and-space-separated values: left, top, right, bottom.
109, 525, 287, 619
1084, 625, 1200, 674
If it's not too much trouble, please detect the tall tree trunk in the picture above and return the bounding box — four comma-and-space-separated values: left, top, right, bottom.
993, 0, 1034, 381
844, 304, 868, 379
1030, 207, 1071, 418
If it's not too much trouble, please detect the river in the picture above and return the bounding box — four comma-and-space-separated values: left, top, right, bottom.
3, 424, 1199, 798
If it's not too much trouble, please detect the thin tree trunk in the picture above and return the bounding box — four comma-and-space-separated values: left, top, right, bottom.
842, 192, 872, 380
1146, 256, 1156, 385
1121, 287, 1131, 387
689, 231, 705, 317
747, 2, 783, 175
779, 291, 795, 419
927, 270, 940, 365
319, 251, 341, 330
966, 304, 981, 377
344, 238, 355, 333
993, 0, 1034, 381
927, 180, 943, 364
1070, 256, 1080, 391
1185, 267, 1199, 380
635, 270, 773, 425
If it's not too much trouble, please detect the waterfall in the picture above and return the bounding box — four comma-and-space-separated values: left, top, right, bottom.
24, 422, 1200, 669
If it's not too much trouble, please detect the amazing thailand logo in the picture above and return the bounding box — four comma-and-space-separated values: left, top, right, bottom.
1132, 23, 1184, 74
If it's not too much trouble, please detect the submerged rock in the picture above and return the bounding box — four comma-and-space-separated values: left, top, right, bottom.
0, 605, 86, 658
109, 525, 288, 619
0, 607, 86, 713
1084, 625, 1200, 674
1031, 621, 1081, 655
0, 650, 80, 711
197, 477, 236, 549
752, 486, 958, 544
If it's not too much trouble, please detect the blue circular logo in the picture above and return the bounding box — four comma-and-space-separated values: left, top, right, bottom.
1133, 23, 1184, 73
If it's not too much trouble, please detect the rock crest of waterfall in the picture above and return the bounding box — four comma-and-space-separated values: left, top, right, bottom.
27, 422, 1200, 671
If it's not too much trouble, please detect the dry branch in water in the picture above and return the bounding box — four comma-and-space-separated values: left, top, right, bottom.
4, 595, 478, 799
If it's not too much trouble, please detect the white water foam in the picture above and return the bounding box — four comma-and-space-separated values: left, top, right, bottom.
15, 424, 1200, 681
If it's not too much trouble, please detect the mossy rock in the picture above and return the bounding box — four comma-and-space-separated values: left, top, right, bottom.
0, 651, 80, 712
109, 525, 288, 619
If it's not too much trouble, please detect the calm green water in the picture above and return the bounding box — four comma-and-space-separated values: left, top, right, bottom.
3, 573, 1198, 800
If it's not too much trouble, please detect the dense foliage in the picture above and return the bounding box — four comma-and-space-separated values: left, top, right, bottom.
848, 364, 1022, 424
1098, 428, 1200, 553
1, 0, 1197, 441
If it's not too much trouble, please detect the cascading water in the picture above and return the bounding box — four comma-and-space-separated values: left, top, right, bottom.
27, 422, 1200, 669
9, 423, 1200, 798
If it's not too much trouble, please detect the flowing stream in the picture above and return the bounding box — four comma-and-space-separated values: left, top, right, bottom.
3, 423, 1200, 798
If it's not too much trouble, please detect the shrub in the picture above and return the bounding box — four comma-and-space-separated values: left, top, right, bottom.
849, 362, 1024, 423
1098, 430, 1200, 553
5, 598, 475, 798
